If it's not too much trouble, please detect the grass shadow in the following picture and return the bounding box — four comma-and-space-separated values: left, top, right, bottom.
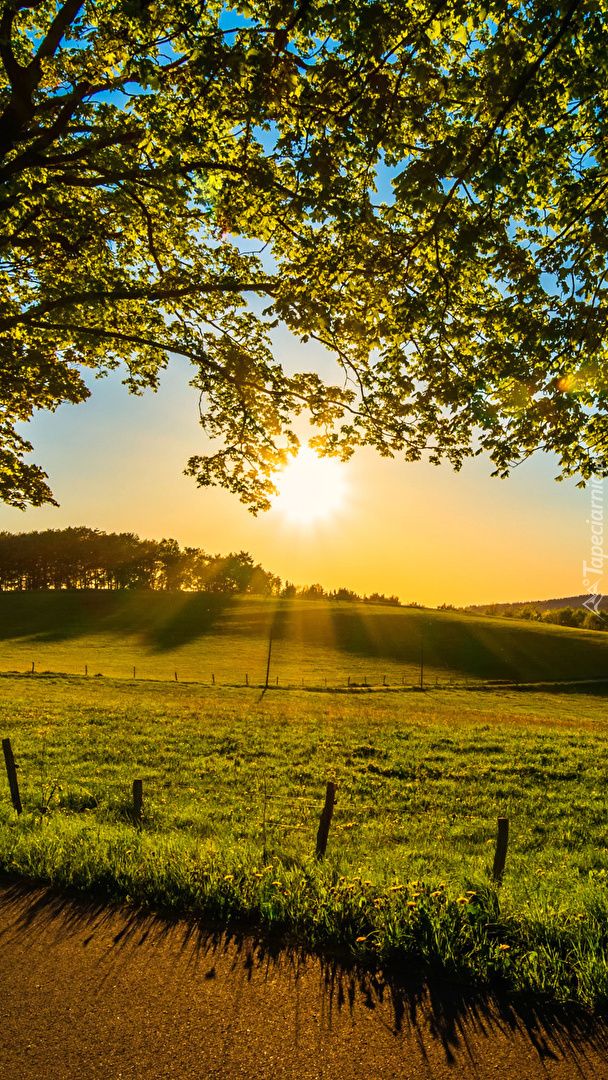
0, 590, 236, 651
327, 605, 608, 684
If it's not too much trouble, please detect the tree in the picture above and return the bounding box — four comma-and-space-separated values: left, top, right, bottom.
302, 582, 325, 599
2, 0, 607, 513
542, 606, 585, 629
583, 611, 606, 631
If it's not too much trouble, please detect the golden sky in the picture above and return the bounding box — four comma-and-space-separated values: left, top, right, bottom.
0, 357, 592, 607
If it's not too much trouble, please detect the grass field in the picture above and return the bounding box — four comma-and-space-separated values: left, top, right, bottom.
2, 590, 608, 686
3, 665, 608, 1009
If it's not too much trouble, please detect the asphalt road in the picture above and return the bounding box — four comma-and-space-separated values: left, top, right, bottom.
0, 880, 607, 1080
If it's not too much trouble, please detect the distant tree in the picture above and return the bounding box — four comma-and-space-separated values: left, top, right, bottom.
583, 611, 606, 631
248, 566, 281, 595
365, 592, 401, 606
156, 538, 187, 591
330, 587, 360, 602
200, 551, 253, 593
301, 583, 326, 600
516, 605, 542, 621
542, 606, 585, 629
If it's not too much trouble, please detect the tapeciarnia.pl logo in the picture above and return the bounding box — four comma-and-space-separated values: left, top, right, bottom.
582, 478, 606, 618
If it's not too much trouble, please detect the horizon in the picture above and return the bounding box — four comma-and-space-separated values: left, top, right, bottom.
0, 177, 595, 611
0, 357, 593, 609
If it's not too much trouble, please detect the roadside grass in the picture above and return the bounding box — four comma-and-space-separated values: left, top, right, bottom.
2, 590, 608, 686
3, 675, 608, 1007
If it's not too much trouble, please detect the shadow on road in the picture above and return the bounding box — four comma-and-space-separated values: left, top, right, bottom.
0, 876, 606, 1077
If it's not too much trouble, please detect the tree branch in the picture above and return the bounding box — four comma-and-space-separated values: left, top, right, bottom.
0, 278, 278, 330
33, 0, 83, 64
0, 0, 82, 161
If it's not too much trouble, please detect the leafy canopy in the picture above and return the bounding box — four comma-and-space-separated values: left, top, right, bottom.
1, 0, 606, 510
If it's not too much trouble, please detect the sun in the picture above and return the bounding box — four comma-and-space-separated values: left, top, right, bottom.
273, 447, 348, 525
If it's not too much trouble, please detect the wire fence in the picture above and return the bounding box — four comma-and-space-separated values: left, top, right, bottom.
1, 737, 510, 883
0, 660, 509, 693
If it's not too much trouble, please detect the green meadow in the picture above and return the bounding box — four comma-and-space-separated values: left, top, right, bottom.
3, 593, 608, 1008
1, 590, 608, 686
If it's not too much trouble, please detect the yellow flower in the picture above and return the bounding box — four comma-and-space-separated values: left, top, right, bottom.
498, 944, 510, 951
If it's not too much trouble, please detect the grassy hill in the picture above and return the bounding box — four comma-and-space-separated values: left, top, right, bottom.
1, 590, 608, 686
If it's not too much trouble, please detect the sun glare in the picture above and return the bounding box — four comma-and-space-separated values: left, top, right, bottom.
273, 447, 348, 525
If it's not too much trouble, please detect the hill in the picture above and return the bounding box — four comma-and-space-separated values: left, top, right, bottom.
1, 590, 608, 686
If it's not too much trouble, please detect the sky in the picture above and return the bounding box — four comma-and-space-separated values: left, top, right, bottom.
0, 341, 595, 608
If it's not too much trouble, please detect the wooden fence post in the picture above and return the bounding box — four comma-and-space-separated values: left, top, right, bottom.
2, 738, 22, 814
245, 673, 249, 686
174, 671, 178, 682
264, 634, 273, 690
316, 781, 336, 858
132, 779, 143, 827
133, 666, 136, 679
492, 817, 509, 883
212, 673, 215, 685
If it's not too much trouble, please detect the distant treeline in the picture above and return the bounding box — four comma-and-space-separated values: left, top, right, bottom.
0, 528, 402, 604
0, 527, 281, 593
472, 603, 607, 631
